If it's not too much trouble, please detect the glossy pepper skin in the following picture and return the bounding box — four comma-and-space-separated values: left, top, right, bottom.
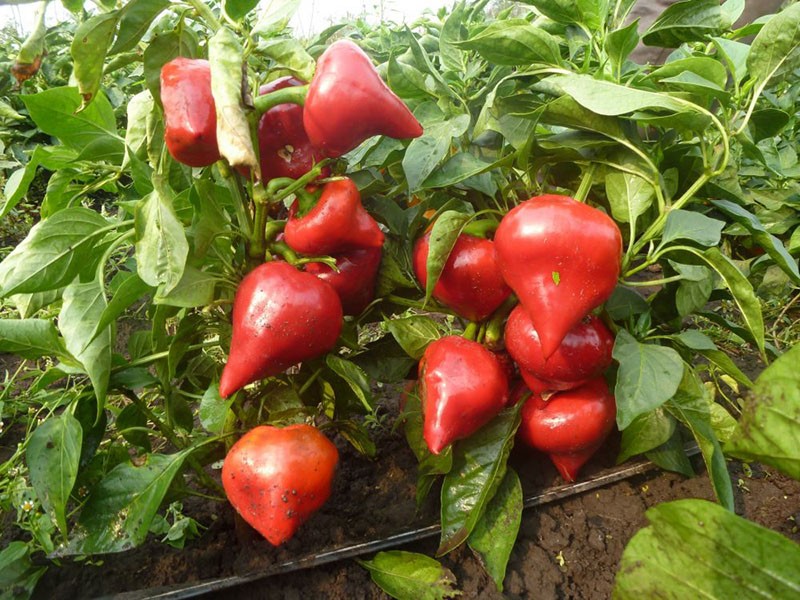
420, 336, 509, 454
303, 40, 423, 157
257, 77, 328, 182
494, 195, 622, 359
518, 377, 616, 482
219, 262, 343, 398
505, 307, 614, 395
283, 178, 384, 255
160, 57, 221, 167
304, 247, 382, 316
222, 424, 338, 546
412, 233, 511, 322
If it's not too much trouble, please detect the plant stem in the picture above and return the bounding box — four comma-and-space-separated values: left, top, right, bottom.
574, 163, 596, 202
122, 390, 225, 494
185, 0, 222, 32
253, 85, 309, 115
114, 340, 221, 372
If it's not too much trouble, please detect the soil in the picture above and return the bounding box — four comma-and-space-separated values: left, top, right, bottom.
26, 369, 800, 600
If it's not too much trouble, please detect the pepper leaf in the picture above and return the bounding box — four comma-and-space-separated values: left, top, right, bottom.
612, 330, 684, 430
615, 499, 800, 598
209, 28, 258, 175
358, 551, 461, 600
71, 12, 120, 109
26, 411, 83, 536
726, 343, 800, 480
439, 405, 522, 556
467, 468, 523, 592
424, 210, 471, 307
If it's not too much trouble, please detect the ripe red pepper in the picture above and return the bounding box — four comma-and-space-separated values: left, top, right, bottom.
303, 40, 423, 157
160, 57, 220, 167
495, 195, 622, 358
505, 307, 614, 395
219, 261, 343, 398
222, 424, 338, 546
256, 76, 328, 182
518, 377, 616, 482
283, 178, 384, 255
412, 233, 511, 322
419, 336, 509, 454
304, 247, 382, 316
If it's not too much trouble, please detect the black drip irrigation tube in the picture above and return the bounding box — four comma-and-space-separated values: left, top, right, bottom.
107, 448, 700, 600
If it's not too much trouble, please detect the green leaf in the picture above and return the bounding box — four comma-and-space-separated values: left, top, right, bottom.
153, 265, 216, 308
670, 246, 765, 358
612, 330, 684, 430
439, 406, 521, 555
645, 429, 694, 477
26, 411, 82, 536
615, 499, 800, 599
651, 57, 728, 90
605, 171, 654, 225
252, 0, 301, 37
385, 315, 446, 360
454, 19, 561, 66
711, 199, 800, 284
258, 38, 315, 82
439, 1, 466, 72
424, 211, 471, 306
403, 104, 469, 192
358, 551, 461, 600
12, 288, 63, 319
0, 319, 68, 360
134, 178, 189, 295
518, 0, 609, 31
605, 285, 650, 321
71, 13, 119, 108
617, 408, 676, 464
747, 2, 800, 88
642, 0, 727, 48
326, 355, 374, 413
674, 331, 752, 387
89, 273, 154, 346
116, 404, 152, 452
199, 383, 234, 435
711, 37, 749, 85
546, 73, 688, 116
0, 207, 109, 297
224, 0, 259, 20
422, 153, 496, 190
726, 344, 800, 479
0, 542, 47, 600
21, 87, 123, 158
659, 209, 725, 249
60, 280, 112, 416
666, 368, 734, 510
60, 450, 190, 555
605, 19, 640, 77
110, 0, 169, 55
210, 27, 257, 173
1, 155, 39, 219
467, 468, 522, 592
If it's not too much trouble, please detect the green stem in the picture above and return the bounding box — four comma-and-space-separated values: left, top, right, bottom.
622, 275, 684, 287
268, 240, 300, 264
253, 85, 309, 115
574, 163, 596, 202
269, 161, 334, 204
629, 173, 711, 258
185, 0, 222, 32
484, 295, 519, 349
249, 184, 270, 264
122, 390, 224, 494
462, 219, 499, 238
463, 322, 478, 341
113, 340, 220, 372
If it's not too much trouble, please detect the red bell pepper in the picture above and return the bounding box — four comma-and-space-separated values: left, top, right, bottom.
283, 178, 384, 255
160, 57, 220, 167
303, 40, 423, 157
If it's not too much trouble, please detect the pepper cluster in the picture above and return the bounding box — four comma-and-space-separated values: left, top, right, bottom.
160, 40, 422, 546
414, 195, 622, 482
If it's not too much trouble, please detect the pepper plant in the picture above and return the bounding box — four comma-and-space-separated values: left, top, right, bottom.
0, 0, 799, 597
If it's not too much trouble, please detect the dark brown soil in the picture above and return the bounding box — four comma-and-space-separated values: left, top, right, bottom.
28, 383, 800, 600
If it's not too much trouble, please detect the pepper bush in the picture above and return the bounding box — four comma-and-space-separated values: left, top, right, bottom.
1, 0, 800, 597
